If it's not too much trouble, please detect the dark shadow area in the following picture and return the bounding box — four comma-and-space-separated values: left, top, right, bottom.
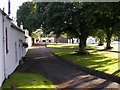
94, 48, 120, 53
65, 77, 98, 88
91, 80, 114, 89
108, 51, 120, 53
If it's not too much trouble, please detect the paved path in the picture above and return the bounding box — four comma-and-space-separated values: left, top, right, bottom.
18, 43, 120, 89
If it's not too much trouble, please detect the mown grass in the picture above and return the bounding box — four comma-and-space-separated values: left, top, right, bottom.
2, 72, 56, 89
46, 42, 79, 49
48, 43, 120, 77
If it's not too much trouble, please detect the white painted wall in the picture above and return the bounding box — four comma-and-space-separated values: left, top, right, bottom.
0, 10, 4, 87
25, 30, 32, 52
0, 9, 31, 87
5, 23, 26, 78
25, 36, 32, 52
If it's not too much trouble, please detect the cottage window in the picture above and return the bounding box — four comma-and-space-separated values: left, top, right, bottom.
6, 28, 9, 53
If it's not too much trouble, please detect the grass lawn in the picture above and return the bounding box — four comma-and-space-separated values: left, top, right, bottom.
48, 43, 120, 77
46, 42, 79, 49
2, 72, 56, 89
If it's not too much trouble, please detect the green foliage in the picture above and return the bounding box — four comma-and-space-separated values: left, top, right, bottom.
93, 3, 120, 48
17, 2, 37, 35
17, 2, 120, 50
94, 29, 106, 45
31, 32, 40, 41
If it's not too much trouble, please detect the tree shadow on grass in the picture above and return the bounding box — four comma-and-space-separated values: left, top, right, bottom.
91, 80, 116, 89
68, 51, 118, 72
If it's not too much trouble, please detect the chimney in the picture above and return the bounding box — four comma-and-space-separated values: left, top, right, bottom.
3, 7, 5, 12
20, 22, 23, 29
8, 0, 11, 16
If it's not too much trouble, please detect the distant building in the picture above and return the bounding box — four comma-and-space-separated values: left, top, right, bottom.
38, 29, 98, 44
68, 36, 98, 44
86, 36, 98, 44
39, 30, 68, 43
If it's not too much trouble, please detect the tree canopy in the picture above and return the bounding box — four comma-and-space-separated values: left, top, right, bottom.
17, 2, 120, 54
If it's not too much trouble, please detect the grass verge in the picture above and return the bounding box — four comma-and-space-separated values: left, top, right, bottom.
48, 43, 120, 77
2, 72, 56, 89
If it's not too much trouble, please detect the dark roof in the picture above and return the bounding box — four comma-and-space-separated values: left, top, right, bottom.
0, 8, 12, 20
11, 23, 25, 33
0, 8, 24, 33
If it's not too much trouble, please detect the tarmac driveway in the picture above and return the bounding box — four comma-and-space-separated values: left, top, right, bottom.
18, 43, 120, 89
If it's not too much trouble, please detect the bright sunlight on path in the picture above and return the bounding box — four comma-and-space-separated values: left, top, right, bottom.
13, 42, 120, 89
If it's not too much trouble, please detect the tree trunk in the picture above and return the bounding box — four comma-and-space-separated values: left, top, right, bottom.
56, 39, 58, 43
78, 34, 88, 55
106, 35, 112, 49
72, 38, 74, 44
98, 37, 104, 46
106, 29, 112, 49
55, 36, 59, 43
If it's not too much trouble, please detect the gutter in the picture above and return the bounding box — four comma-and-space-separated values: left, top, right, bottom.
11, 23, 25, 33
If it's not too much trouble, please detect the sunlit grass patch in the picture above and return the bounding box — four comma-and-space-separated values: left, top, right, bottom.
47, 42, 79, 49
52, 49, 120, 77
47, 43, 99, 50
2, 72, 56, 89
48, 43, 120, 77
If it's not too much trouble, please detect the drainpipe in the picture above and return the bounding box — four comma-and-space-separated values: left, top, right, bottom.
2, 14, 7, 80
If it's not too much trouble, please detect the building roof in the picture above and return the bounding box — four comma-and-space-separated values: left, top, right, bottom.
0, 8, 25, 34
11, 23, 25, 33
0, 8, 12, 20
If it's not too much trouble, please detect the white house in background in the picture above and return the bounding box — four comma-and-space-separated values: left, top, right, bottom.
68, 36, 98, 44
86, 36, 99, 44
25, 29, 32, 52
68, 38, 79, 44
0, 9, 31, 87
41, 37, 55, 42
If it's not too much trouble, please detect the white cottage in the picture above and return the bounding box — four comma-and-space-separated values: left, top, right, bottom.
25, 29, 32, 52
0, 9, 31, 87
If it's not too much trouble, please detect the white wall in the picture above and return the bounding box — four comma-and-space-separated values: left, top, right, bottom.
25, 36, 32, 52
0, 11, 4, 87
5, 23, 26, 78
25, 30, 32, 52
0, 10, 30, 87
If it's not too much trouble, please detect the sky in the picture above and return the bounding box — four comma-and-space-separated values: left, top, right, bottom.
0, 0, 31, 19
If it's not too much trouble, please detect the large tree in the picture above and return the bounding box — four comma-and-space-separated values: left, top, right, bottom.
41, 2, 96, 54
93, 2, 120, 49
17, 2, 120, 53
17, 2, 37, 35
42, 3, 68, 43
